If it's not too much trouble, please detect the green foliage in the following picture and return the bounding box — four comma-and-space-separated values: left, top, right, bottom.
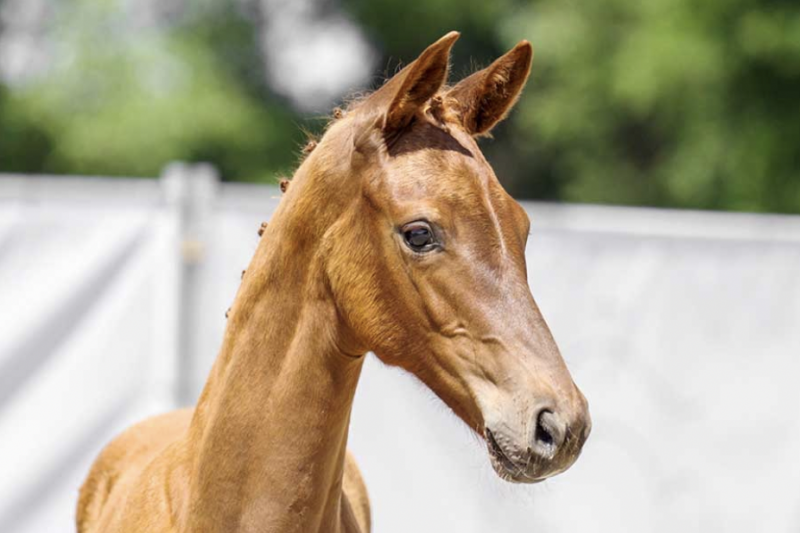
1, 0, 798, 213
500, 0, 800, 212
342, 0, 514, 74
343, 0, 800, 213
0, 0, 302, 182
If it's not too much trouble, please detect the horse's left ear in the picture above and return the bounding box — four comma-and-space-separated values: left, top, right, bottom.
448, 41, 533, 136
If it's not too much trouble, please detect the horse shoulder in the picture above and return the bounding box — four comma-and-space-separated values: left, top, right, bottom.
76, 408, 194, 533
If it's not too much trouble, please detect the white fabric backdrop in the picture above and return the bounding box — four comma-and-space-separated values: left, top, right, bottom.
1, 171, 799, 533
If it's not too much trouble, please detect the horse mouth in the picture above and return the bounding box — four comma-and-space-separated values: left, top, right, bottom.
485, 428, 541, 484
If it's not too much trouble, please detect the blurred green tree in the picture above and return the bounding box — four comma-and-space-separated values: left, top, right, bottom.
1, 0, 798, 213
345, 0, 800, 213
0, 0, 303, 182
499, 0, 800, 213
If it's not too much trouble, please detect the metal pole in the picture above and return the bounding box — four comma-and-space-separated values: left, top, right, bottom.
161, 162, 219, 406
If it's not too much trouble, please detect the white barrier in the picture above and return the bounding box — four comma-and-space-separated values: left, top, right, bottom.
1, 168, 799, 533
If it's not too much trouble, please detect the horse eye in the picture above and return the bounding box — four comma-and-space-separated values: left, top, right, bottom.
402, 222, 436, 252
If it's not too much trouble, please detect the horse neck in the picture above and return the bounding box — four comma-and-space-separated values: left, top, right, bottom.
181, 190, 365, 533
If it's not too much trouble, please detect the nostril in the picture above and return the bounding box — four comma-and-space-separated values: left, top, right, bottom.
533, 410, 564, 456
535, 414, 554, 446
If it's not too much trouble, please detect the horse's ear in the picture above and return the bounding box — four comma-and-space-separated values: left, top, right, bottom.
448, 41, 533, 136
381, 31, 460, 134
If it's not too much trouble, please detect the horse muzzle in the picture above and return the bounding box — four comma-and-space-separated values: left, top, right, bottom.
484, 401, 591, 483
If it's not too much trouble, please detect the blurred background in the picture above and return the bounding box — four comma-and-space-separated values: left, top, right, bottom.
2, 1, 800, 533
2, 0, 799, 212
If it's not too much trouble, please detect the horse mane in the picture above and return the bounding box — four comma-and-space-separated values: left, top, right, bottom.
279, 79, 460, 193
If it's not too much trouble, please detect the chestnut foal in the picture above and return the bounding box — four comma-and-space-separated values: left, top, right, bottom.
77, 32, 590, 533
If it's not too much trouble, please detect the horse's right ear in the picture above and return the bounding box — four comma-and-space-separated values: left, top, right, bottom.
380, 31, 460, 135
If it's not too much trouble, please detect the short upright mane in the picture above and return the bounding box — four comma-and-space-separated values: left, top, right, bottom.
281, 85, 462, 192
